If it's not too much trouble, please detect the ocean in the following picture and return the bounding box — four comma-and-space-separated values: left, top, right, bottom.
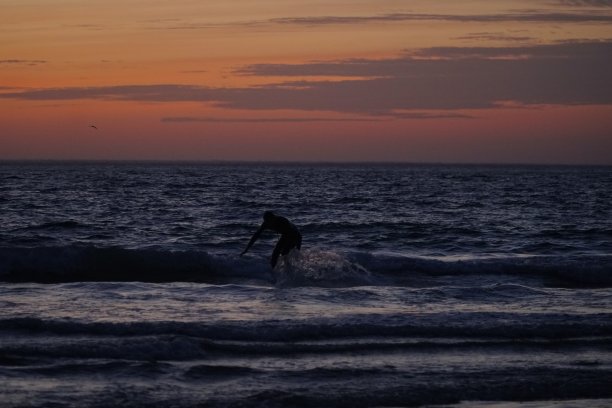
1, 162, 611, 407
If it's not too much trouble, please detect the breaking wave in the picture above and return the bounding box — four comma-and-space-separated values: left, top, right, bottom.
0, 245, 611, 287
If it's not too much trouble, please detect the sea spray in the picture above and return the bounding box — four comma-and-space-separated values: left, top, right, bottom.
274, 248, 373, 287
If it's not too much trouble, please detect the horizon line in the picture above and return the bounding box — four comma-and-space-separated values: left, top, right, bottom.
0, 159, 610, 167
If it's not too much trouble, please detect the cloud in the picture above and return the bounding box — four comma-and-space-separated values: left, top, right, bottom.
0, 84, 217, 102
0, 59, 46, 66
161, 113, 470, 122
2, 41, 611, 116
155, 10, 612, 31
556, 0, 612, 7
390, 112, 474, 119
235, 41, 612, 76
161, 116, 383, 123
407, 41, 612, 59
265, 11, 612, 26
62, 24, 106, 30
225, 41, 612, 113
454, 32, 535, 42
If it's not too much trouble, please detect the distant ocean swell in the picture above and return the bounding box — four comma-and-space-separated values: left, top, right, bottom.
1, 245, 611, 287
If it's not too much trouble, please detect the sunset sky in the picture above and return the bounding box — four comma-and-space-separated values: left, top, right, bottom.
1, 0, 612, 163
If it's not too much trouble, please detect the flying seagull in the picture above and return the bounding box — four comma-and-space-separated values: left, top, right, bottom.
89, 125, 98, 130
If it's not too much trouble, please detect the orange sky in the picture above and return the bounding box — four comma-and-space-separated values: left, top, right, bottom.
1, 0, 612, 163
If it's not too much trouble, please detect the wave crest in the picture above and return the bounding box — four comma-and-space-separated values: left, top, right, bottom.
1, 245, 611, 287
275, 248, 373, 287
0, 246, 266, 284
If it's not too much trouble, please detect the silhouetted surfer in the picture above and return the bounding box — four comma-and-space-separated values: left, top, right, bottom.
241, 211, 302, 270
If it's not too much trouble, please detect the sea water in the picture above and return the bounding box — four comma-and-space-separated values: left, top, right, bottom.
1, 162, 611, 407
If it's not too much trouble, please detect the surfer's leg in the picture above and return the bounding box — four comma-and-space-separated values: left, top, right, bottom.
271, 247, 280, 269
271, 237, 288, 268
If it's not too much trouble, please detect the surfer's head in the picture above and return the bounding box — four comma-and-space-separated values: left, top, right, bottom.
263, 211, 275, 221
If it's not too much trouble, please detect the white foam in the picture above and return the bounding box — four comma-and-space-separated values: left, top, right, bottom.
274, 248, 373, 287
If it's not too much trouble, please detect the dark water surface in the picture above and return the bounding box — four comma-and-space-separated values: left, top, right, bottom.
1, 162, 611, 407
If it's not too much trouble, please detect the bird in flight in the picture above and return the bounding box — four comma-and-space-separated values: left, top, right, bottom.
89, 125, 98, 130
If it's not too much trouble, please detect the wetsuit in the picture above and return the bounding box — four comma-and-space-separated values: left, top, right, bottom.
242, 214, 302, 268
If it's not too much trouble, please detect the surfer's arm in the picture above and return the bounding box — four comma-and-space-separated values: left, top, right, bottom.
241, 225, 264, 256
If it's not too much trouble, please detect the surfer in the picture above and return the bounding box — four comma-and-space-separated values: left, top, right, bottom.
241, 211, 302, 269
